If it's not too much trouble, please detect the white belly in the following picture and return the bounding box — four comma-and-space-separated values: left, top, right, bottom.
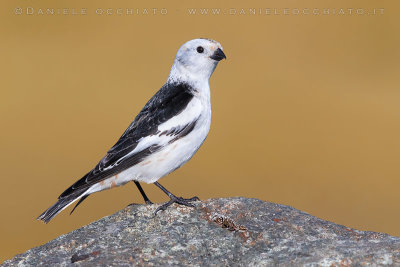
125, 115, 210, 184
87, 94, 211, 194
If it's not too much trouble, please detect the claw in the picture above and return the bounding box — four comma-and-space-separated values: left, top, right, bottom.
186, 196, 199, 201
153, 181, 200, 215
154, 195, 199, 215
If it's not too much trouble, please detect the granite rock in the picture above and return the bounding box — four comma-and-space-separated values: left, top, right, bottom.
2, 198, 400, 266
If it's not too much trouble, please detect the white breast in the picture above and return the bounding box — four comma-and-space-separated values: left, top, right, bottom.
132, 92, 211, 183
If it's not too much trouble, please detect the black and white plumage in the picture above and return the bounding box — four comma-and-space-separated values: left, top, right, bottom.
37, 38, 226, 223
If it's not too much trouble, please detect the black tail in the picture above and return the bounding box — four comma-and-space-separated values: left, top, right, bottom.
37, 190, 87, 223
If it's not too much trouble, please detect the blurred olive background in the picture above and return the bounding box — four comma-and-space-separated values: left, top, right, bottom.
1, 0, 399, 262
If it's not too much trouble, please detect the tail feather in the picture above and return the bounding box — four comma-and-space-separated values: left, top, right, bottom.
37, 190, 87, 223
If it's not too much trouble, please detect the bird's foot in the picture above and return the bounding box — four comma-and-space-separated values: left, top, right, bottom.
154, 195, 199, 215
145, 200, 154, 205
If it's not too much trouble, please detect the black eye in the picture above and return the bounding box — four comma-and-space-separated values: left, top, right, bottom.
196, 46, 204, 53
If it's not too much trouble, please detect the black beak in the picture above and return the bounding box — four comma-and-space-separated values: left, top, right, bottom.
210, 48, 226, 61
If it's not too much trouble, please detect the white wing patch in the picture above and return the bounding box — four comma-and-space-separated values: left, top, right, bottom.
86, 97, 207, 194
125, 97, 202, 157
97, 98, 202, 173
158, 98, 202, 132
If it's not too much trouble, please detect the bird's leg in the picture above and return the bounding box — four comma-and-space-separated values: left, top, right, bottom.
133, 181, 153, 204
153, 181, 199, 215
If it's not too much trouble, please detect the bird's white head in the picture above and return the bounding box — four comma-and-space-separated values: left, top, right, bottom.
168, 38, 226, 85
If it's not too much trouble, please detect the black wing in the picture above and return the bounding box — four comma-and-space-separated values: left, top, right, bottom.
59, 82, 195, 198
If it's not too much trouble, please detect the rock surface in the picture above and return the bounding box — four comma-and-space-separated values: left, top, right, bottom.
2, 197, 400, 266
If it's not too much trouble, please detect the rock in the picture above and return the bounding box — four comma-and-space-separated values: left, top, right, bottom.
2, 197, 400, 266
